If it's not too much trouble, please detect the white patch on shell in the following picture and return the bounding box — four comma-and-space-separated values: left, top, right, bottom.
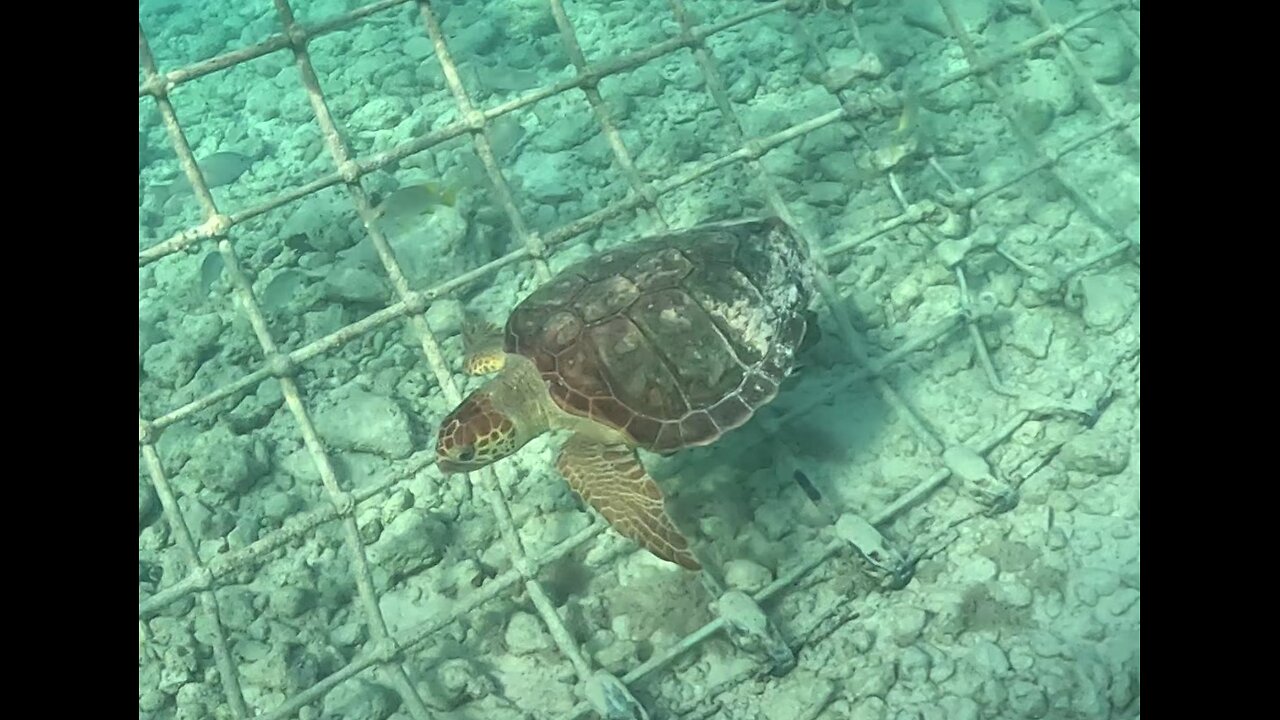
717, 296, 776, 359
687, 220, 811, 369
612, 332, 641, 354
658, 307, 693, 330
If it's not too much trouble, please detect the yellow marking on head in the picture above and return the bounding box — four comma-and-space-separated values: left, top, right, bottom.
460, 309, 506, 376
464, 350, 507, 376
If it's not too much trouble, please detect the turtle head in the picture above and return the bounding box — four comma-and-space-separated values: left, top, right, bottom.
435, 386, 529, 474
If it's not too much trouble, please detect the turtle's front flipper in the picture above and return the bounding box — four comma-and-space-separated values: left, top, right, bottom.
557, 435, 701, 571
461, 310, 507, 376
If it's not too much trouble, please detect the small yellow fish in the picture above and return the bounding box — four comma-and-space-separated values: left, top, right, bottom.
895, 93, 918, 137
374, 182, 457, 221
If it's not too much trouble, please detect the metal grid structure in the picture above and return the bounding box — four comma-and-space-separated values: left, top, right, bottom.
138, 0, 1140, 718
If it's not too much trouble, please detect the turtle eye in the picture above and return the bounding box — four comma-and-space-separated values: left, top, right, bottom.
458, 446, 476, 462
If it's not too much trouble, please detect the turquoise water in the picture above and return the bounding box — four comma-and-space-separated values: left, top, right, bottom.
139, 2, 1139, 718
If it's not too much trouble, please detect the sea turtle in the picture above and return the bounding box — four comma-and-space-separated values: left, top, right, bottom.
435, 217, 816, 571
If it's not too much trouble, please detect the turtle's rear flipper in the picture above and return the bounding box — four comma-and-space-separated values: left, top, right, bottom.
786, 310, 823, 378
557, 435, 701, 571
461, 310, 507, 376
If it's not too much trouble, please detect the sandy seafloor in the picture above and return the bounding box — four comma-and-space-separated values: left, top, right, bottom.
138, 0, 1140, 718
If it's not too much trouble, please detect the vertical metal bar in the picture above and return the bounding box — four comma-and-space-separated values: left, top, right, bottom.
934, 0, 1124, 239
547, 0, 668, 232
139, 426, 251, 719
410, 0, 600, 687
666, 0, 946, 453
1023, 0, 1140, 152
415, 0, 553, 282
138, 23, 253, 720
